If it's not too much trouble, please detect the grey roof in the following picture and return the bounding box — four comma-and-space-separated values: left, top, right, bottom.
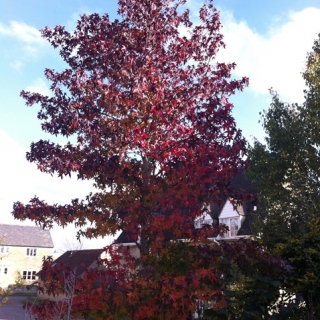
51, 249, 104, 278
210, 171, 257, 219
237, 215, 253, 236
0, 224, 54, 248
116, 231, 137, 244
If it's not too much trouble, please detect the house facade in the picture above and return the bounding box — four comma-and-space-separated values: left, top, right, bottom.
0, 224, 54, 288
117, 171, 256, 250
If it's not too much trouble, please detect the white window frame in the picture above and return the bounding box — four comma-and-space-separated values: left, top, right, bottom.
0, 246, 10, 255
22, 270, 37, 280
220, 217, 240, 238
26, 248, 37, 257
194, 213, 213, 229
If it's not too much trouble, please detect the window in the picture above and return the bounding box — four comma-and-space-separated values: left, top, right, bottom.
22, 271, 37, 280
26, 248, 37, 256
230, 218, 239, 237
220, 217, 239, 238
194, 213, 213, 229
0, 247, 9, 254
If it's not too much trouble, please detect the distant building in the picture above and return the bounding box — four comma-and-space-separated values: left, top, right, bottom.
0, 224, 54, 288
37, 248, 105, 300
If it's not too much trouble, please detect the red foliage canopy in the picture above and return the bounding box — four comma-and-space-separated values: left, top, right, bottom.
12, 1, 289, 319
15, 0, 247, 251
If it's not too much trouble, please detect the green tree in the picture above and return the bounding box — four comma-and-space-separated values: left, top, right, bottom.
204, 240, 292, 320
248, 34, 320, 319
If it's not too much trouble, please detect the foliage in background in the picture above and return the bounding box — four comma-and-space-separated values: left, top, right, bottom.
0, 287, 9, 308
27, 240, 289, 320
14, 270, 26, 287
248, 33, 320, 319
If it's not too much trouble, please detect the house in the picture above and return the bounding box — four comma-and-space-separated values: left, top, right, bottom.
0, 224, 54, 288
204, 171, 256, 240
37, 249, 106, 300
43, 248, 106, 279
117, 171, 256, 252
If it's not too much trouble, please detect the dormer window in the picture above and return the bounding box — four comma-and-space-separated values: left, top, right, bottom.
230, 218, 239, 237
220, 217, 239, 238
194, 213, 213, 229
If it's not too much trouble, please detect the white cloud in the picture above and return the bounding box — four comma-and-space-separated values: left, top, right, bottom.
0, 130, 111, 250
25, 78, 51, 96
0, 21, 49, 67
217, 7, 320, 103
180, 2, 319, 103
0, 21, 44, 44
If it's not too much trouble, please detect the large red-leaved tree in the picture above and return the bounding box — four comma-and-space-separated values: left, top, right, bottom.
13, 0, 289, 319
16, 0, 247, 253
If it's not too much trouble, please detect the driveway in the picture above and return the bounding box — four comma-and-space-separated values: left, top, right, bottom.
0, 296, 35, 320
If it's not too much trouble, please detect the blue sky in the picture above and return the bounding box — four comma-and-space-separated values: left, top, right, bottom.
1, 0, 320, 250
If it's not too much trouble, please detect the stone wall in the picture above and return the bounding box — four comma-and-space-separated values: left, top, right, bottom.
8, 284, 38, 294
